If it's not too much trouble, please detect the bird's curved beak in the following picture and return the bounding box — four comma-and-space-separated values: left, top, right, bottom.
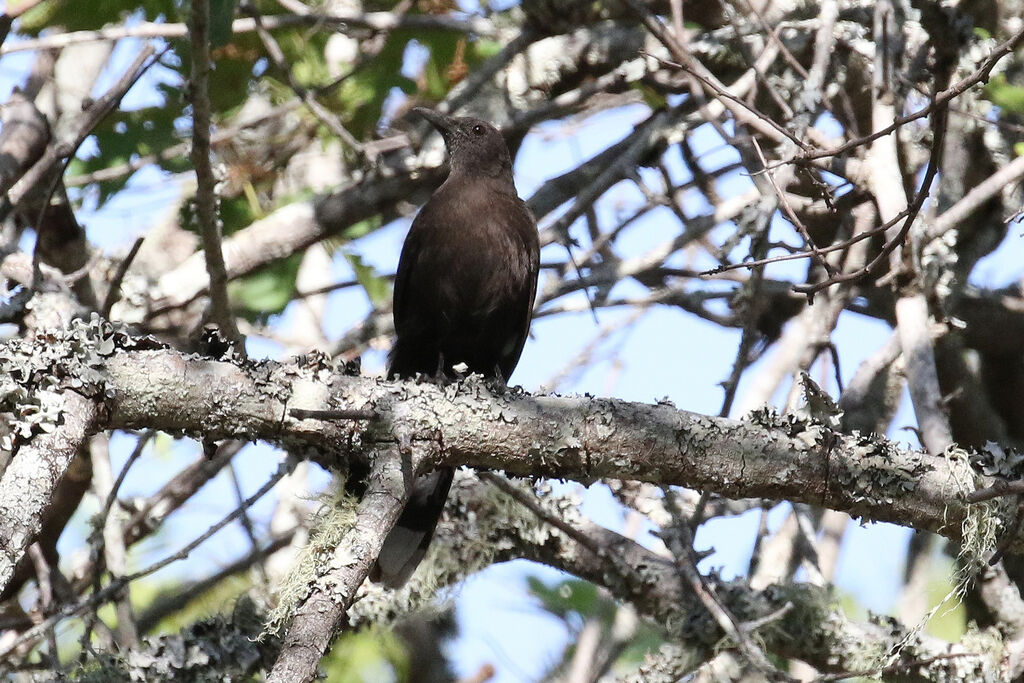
412, 107, 457, 136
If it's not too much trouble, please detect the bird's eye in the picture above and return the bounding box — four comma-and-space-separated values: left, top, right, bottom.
471, 124, 486, 135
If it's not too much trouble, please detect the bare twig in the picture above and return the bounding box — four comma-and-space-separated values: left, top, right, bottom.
2, 44, 161, 218
89, 434, 138, 647
751, 138, 836, 277
967, 479, 1024, 504
779, 21, 1024, 168
0, 12, 498, 55
244, 3, 364, 157
68, 441, 242, 598
660, 521, 796, 681
0, 458, 290, 661
136, 529, 296, 633
188, 0, 242, 349
227, 462, 269, 586
101, 237, 144, 318
25, 543, 59, 668
289, 408, 375, 421
928, 153, 1024, 239
483, 473, 618, 566
791, 101, 948, 295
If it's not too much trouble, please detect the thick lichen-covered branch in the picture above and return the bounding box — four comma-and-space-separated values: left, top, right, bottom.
359, 475, 1003, 680
1, 319, 1010, 582
266, 450, 408, 683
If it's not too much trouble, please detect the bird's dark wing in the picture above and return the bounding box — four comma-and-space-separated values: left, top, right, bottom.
388, 203, 444, 378
496, 201, 540, 380
391, 212, 423, 341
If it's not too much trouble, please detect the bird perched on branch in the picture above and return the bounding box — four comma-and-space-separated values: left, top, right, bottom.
373, 108, 540, 587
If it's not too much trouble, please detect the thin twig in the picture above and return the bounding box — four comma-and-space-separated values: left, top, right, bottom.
100, 431, 153, 523
928, 153, 1024, 240
227, 462, 269, 585
482, 473, 640, 581
244, 3, 365, 158
1, 44, 162, 220
100, 236, 144, 318
967, 479, 1024, 504
781, 21, 1024, 168
632, 16, 804, 151
659, 520, 796, 681
751, 138, 836, 277
26, 543, 59, 669
129, 461, 288, 581
791, 101, 949, 295
135, 529, 296, 633
289, 408, 375, 421
90, 435, 138, 648
188, 0, 243, 349
699, 206, 901, 277
718, 208, 773, 417
0, 459, 290, 662
0, 12, 498, 55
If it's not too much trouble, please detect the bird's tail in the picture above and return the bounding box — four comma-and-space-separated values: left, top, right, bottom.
371, 467, 455, 587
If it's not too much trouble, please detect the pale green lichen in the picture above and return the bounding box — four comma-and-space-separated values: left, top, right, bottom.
971, 441, 1024, 479
1, 314, 142, 462
262, 481, 358, 637
833, 434, 929, 506
877, 446, 1006, 680
617, 642, 700, 682
347, 473, 566, 628
944, 445, 1004, 591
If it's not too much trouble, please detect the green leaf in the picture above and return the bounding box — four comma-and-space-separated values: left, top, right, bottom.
339, 216, 384, 241
335, 31, 416, 138
229, 252, 302, 319
343, 251, 390, 306
169, 28, 265, 114
19, 0, 178, 34
983, 74, 1024, 115
219, 195, 259, 235
632, 82, 667, 110
320, 627, 408, 683
527, 576, 604, 620
473, 38, 504, 60
209, 0, 237, 48
70, 104, 186, 207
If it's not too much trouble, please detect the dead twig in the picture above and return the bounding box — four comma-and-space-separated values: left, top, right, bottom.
188, 0, 243, 350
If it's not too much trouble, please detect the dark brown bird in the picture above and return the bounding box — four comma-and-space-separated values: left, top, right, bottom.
373, 108, 539, 587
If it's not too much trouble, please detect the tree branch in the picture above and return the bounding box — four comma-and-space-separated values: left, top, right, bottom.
0, 391, 98, 593
3, 323, 1006, 562
188, 0, 241, 348
267, 449, 408, 683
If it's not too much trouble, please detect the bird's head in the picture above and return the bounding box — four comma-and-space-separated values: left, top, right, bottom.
413, 107, 513, 179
